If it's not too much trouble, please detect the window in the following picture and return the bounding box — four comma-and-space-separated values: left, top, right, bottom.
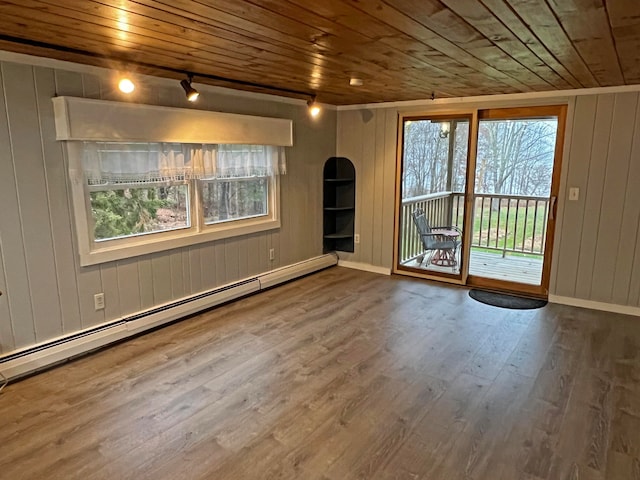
67, 142, 285, 266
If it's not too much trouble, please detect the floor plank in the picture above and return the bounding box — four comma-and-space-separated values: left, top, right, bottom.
0, 267, 639, 479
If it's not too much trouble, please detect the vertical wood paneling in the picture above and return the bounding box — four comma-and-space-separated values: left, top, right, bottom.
3, 62, 63, 342
76, 265, 105, 329
574, 95, 615, 299
381, 109, 399, 269
224, 238, 240, 283
621, 100, 640, 307
335, 110, 364, 263
590, 93, 638, 302
100, 263, 121, 320
55, 68, 107, 328
371, 111, 386, 267
137, 258, 154, 310
181, 250, 191, 296
151, 254, 172, 305
188, 247, 203, 293
286, 148, 304, 264
199, 243, 216, 290
34, 66, 83, 334
278, 150, 291, 267
170, 251, 185, 299
553, 96, 597, 297
246, 234, 262, 277
359, 109, 377, 265
0, 56, 332, 358
214, 241, 227, 286
269, 230, 279, 270
81, 73, 101, 98
237, 237, 249, 279
116, 259, 141, 315
0, 239, 15, 352
259, 233, 269, 274
0, 63, 35, 348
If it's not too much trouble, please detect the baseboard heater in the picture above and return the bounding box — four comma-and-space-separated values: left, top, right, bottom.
0, 253, 338, 381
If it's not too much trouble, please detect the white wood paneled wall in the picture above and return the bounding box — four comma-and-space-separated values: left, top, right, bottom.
337, 93, 640, 308
553, 93, 640, 306
0, 60, 336, 355
335, 108, 397, 269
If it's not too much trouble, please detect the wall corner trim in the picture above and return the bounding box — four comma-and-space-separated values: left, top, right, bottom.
337, 260, 391, 275
0, 253, 338, 381
548, 294, 640, 317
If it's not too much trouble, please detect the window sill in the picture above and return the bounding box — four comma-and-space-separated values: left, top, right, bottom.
79, 217, 280, 266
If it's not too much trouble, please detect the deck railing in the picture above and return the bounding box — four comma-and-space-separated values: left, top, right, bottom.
400, 192, 548, 264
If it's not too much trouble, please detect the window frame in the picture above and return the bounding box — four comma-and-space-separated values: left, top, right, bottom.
66, 142, 281, 266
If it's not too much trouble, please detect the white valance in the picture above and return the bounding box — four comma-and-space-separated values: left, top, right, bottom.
52, 96, 293, 146
81, 142, 286, 185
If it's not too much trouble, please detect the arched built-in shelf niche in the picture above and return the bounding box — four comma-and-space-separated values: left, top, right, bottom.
323, 157, 356, 253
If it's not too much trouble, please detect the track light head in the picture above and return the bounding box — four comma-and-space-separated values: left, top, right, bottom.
118, 78, 135, 94
307, 97, 320, 118
180, 75, 199, 102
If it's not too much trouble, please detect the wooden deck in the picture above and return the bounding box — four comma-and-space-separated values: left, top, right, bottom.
402, 249, 543, 285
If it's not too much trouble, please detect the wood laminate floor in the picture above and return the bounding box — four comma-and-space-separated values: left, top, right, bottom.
1, 267, 639, 479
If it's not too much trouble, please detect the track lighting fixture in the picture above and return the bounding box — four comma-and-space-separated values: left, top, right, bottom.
180, 75, 200, 102
307, 97, 320, 118
439, 121, 450, 139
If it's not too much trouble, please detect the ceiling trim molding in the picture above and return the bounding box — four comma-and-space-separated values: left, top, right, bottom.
337, 84, 640, 111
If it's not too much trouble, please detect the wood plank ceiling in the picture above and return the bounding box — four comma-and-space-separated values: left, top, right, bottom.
0, 0, 638, 105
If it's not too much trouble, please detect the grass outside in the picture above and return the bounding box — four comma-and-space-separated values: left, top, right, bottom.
453, 200, 547, 256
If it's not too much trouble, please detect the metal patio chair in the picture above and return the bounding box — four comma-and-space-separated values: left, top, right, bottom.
411, 208, 461, 267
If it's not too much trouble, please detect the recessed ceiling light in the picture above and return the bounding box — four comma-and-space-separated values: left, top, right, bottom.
349, 78, 364, 87
118, 78, 135, 94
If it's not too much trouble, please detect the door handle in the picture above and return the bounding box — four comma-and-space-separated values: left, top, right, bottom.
549, 196, 557, 220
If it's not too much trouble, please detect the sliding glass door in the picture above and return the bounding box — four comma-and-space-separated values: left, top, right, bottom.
395, 115, 471, 280
395, 106, 566, 297
467, 106, 566, 296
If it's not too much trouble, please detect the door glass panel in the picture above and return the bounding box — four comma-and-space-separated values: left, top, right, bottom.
469, 117, 558, 285
398, 118, 469, 276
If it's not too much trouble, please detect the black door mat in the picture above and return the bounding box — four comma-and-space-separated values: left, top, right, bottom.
469, 289, 548, 310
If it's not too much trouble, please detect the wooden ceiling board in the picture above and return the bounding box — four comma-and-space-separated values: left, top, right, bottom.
284, 0, 525, 90
134, 0, 481, 97
504, 0, 599, 88
0, 11, 322, 93
546, 0, 624, 86
477, 0, 584, 88
250, 0, 510, 94
439, 0, 574, 89
379, 0, 552, 90
607, 0, 640, 83
0, 0, 636, 104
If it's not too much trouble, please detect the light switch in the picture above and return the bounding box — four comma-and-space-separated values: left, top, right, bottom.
569, 187, 579, 201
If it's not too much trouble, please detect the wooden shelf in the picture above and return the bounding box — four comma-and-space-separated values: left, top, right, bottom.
323, 233, 354, 239
323, 157, 356, 253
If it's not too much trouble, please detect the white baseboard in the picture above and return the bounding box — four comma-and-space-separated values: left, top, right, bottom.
337, 260, 391, 275
549, 295, 640, 317
0, 253, 337, 380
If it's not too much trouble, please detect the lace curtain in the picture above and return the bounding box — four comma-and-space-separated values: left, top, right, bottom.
81, 142, 287, 185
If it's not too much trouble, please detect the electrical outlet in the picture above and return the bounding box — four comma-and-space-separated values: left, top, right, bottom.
94, 293, 105, 311
354, 234, 360, 244
269, 248, 275, 261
